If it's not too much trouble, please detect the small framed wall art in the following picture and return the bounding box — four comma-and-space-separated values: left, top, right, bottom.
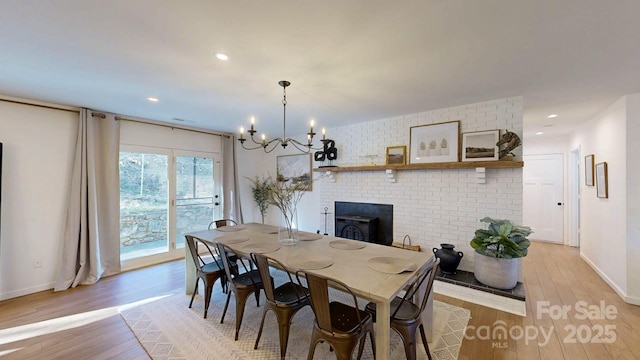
386, 146, 406, 165
596, 162, 608, 198
409, 121, 460, 164
461, 130, 500, 162
585, 154, 594, 186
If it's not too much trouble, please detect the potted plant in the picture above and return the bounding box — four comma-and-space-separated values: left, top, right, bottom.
246, 176, 271, 224
470, 217, 532, 289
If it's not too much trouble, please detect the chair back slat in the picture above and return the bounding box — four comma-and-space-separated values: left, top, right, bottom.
391, 258, 440, 319
251, 253, 275, 301
297, 271, 365, 334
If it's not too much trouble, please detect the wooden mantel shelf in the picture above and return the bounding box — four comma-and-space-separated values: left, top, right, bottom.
313, 160, 523, 173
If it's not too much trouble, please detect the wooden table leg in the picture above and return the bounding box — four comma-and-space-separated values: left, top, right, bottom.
375, 300, 391, 360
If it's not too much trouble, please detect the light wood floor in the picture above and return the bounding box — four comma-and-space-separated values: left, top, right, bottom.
1, 241, 639, 359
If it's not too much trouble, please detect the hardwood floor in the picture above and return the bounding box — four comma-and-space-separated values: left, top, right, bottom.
1, 241, 638, 359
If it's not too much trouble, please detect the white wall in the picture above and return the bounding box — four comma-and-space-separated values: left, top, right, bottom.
625, 94, 640, 302
570, 97, 628, 298
238, 97, 525, 273
0, 101, 77, 300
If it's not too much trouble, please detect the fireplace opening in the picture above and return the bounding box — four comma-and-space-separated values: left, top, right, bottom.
334, 201, 392, 246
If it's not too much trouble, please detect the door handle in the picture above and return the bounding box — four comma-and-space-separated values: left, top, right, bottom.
557, 202, 563, 206
214, 202, 220, 206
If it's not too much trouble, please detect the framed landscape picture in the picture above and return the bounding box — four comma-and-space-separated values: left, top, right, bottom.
596, 162, 608, 198
386, 146, 406, 165
409, 121, 459, 164
585, 154, 594, 186
461, 130, 500, 162
277, 153, 312, 190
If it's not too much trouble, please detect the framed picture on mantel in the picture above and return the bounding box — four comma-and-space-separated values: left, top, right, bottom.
409, 121, 460, 164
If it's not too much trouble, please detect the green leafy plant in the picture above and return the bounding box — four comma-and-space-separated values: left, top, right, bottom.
246, 176, 271, 224
470, 217, 532, 258
266, 173, 311, 238
429, 140, 437, 149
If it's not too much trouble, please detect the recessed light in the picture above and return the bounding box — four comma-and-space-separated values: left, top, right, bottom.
536, 132, 544, 135
543, 124, 553, 127
547, 114, 558, 118
148, 97, 159, 102
215, 53, 229, 61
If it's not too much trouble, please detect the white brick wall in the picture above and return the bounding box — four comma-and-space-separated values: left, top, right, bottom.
315, 97, 524, 272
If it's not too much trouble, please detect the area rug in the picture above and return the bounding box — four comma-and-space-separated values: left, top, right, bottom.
120, 276, 470, 360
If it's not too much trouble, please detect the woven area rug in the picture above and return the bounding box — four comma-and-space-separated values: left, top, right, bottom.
120, 276, 470, 360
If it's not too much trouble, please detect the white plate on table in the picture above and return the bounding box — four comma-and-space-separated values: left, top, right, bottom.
299, 232, 323, 241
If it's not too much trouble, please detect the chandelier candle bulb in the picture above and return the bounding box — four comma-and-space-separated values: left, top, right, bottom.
322, 128, 326, 140
250, 116, 255, 131
239, 127, 245, 140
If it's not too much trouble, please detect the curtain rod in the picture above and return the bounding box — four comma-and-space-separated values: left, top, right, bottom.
0, 97, 230, 139
114, 116, 230, 138
0, 97, 79, 114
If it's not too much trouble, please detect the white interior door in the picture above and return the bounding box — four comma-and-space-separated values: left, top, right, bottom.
523, 154, 564, 243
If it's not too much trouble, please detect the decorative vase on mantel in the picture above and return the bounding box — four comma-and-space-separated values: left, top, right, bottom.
278, 206, 299, 246
433, 243, 463, 274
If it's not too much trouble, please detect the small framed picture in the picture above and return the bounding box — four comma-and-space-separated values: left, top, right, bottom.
596, 162, 608, 198
461, 130, 500, 161
409, 121, 460, 164
585, 154, 594, 186
386, 146, 406, 165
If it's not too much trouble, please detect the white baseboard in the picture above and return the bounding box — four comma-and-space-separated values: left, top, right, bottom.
1, 282, 55, 301
579, 252, 630, 303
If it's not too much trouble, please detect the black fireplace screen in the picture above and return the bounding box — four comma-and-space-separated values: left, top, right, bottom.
334, 201, 393, 245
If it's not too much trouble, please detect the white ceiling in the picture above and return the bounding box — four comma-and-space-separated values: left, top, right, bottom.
1, 1, 639, 139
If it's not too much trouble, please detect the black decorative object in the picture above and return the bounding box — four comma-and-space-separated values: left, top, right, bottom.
320, 206, 332, 236
433, 243, 463, 274
315, 139, 338, 167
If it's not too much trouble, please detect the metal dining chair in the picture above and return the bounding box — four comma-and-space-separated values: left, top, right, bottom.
364, 258, 440, 360
296, 270, 375, 360
208, 219, 238, 229
185, 235, 231, 318
216, 242, 267, 341
250, 252, 310, 360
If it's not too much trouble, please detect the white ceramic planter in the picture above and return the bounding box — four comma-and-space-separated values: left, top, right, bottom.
473, 252, 518, 290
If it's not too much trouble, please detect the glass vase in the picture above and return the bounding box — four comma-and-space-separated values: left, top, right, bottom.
278, 206, 299, 245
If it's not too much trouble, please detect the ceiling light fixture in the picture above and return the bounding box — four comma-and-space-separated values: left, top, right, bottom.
215, 53, 229, 61
536, 132, 544, 135
238, 80, 325, 153
547, 114, 558, 118
147, 97, 159, 102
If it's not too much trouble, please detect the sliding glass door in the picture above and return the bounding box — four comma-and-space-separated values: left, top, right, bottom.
119, 146, 220, 264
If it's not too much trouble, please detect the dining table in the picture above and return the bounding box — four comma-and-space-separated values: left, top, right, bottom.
184, 222, 435, 360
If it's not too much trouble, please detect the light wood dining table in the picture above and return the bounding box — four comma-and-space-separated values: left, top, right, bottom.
185, 223, 435, 360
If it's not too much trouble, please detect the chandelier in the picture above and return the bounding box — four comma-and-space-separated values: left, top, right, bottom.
238, 80, 326, 153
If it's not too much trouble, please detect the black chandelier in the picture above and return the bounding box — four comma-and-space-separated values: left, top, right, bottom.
238, 80, 327, 153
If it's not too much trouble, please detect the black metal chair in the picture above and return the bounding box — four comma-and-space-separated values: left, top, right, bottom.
185, 235, 232, 318
208, 219, 238, 229
296, 270, 375, 360
251, 252, 310, 360
216, 242, 267, 341
364, 258, 440, 360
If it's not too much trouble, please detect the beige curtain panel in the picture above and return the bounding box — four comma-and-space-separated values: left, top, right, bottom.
55, 109, 121, 291
222, 135, 243, 224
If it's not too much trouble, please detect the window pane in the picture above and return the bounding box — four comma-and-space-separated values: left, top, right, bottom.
119, 152, 169, 260
176, 156, 215, 248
